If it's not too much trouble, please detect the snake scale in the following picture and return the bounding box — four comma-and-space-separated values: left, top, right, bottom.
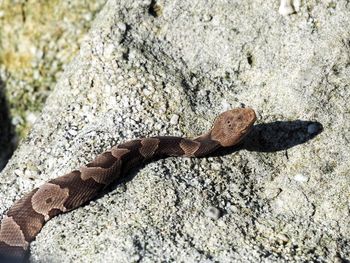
0, 108, 256, 262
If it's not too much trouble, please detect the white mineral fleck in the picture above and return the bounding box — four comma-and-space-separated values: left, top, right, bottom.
206, 206, 221, 220
170, 114, 179, 125
211, 162, 221, 170
221, 100, 231, 111
293, 174, 309, 182
104, 43, 115, 58
11, 116, 22, 126
293, 0, 301, 11
84, 13, 93, 21
117, 22, 127, 32
158, 105, 166, 114
33, 70, 40, 80
26, 112, 38, 124
122, 97, 130, 107
277, 233, 289, 243
155, 123, 163, 130
14, 169, 23, 177
35, 49, 44, 59
143, 87, 154, 96
24, 169, 32, 178
68, 129, 78, 136
279, 0, 295, 16
264, 188, 282, 199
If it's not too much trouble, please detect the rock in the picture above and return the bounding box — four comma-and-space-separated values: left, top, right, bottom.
205, 206, 222, 220
279, 0, 302, 16
0, 0, 350, 262
279, 0, 295, 16
293, 174, 309, 183
169, 114, 179, 125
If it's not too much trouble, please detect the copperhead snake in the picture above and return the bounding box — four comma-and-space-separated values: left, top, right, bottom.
0, 108, 256, 262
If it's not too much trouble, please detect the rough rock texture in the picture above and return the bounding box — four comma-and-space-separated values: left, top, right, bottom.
0, 0, 349, 262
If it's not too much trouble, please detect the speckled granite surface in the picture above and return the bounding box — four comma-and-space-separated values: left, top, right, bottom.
0, 0, 349, 262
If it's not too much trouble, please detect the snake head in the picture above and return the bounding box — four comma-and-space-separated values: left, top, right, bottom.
210, 108, 256, 147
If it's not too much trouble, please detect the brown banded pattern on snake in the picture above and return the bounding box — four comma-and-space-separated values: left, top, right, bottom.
0, 108, 256, 262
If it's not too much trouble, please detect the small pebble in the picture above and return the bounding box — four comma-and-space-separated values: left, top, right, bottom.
202, 14, 213, 22
117, 22, 127, 32
26, 112, 37, 124
277, 233, 289, 243
221, 100, 231, 111
35, 49, 44, 59
279, 0, 295, 16
143, 87, 154, 96
154, 123, 163, 130
158, 105, 166, 114
264, 188, 282, 199
33, 70, 40, 80
293, 174, 309, 182
68, 129, 78, 136
122, 97, 130, 107
206, 206, 221, 220
170, 114, 179, 125
24, 169, 32, 178
14, 169, 24, 177
293, 0, 301, 11
84, 13, 93, 21
11, 116, 22, 126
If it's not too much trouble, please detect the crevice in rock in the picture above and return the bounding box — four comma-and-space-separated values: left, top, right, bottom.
0, 79, 16, 171
148, 0, 163, 17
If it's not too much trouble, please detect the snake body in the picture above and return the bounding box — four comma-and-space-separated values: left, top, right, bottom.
0, 108, 256, 262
